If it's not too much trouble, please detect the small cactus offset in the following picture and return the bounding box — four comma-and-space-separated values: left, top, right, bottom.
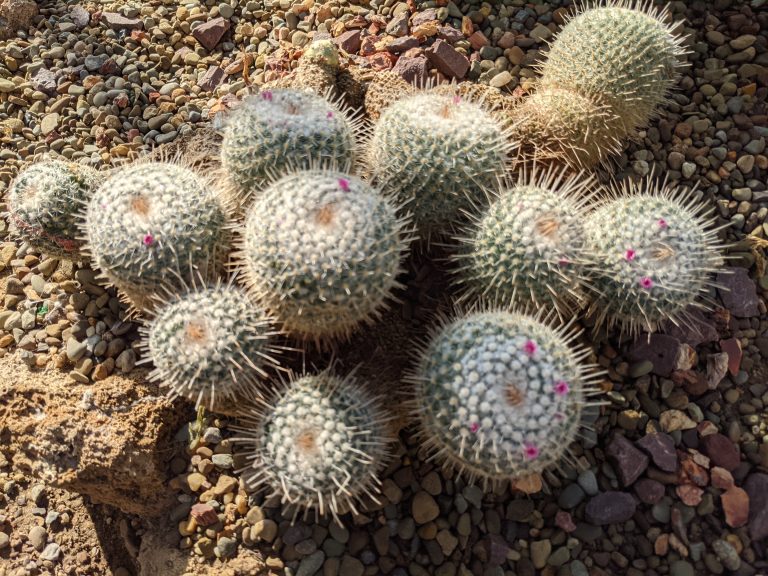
454, 168, 597, 316
139, 281, 282, 412
7, 160, 101, 258
363, 71, 416, 121
408, 310, 602, 486
237, 169, 410, 343
235, 370, 394, 523
583, 176, 727, 336
83, 160, 230, 311
220, 88, 362, 202
367, 91, 512, 240
538, 1, 688, 135
266, 39, 341, 96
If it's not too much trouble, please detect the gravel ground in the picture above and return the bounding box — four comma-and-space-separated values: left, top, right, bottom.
1, 0, 768, 575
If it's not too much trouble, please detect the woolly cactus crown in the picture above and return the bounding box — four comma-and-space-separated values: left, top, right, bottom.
236, 370, 393, 524
583, 176, 727, 336
409, 310, 602, 486
7, 159, 100, 258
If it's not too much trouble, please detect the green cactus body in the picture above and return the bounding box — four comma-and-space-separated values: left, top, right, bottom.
238, 169, 409, 342
364, 71, 415, 121
539, 2, 687, 133
583, 177, 726, 335
237, 371, 393, 523
300, 39, 340, 68
409, 310, 601, 486
84, 161, 229, 311
368, 92, 511, 240
140, 283, 280, 412
220, 89, 359, 201
509, 85, 624, 170
455, 169, 596, 315
7, 160, 100, 258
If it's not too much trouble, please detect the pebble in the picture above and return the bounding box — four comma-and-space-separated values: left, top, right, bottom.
40, 542, 61, 562
296, 550, 325, 576
577, 470, 599, 496
530, 539, 551, 569
669, 560, 694, 576
28, 526, 47, 551
0, 532, 9, 550
712, 539, 741, 571
412, 491, 439, 524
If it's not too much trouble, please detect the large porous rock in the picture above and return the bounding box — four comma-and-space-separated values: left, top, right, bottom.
0, 0, 38, 40
0, 356, 187, 516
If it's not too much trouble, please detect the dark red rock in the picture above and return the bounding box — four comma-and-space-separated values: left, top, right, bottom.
719, 337, 742, 376
585, 492, 637, 525
360, 34, 380, 56
335, 30, 362, 54
392, 55, 429, 85
411, 8, 437, 27
497, 31, 516, 49
701, 433, 741, 471
555, 510, 576, 532
662, 308, 718, 347
468, 30, 489, 49
634, 478, 665, 504
190, 502, 219, 526
367, 52, 396, 70
385, 12, 409, 37
636, 432, 678, 473
606, 434, 648, 487
717, 268, 759, 317
425, 39, 469, 79
192, 17, 230, 51
628, 333, 680, 377
98, 58, 119, 75
387, 36, 419, 54
198, 65, 226, 92
744, 473, 768, 541
437, 26, 464, 43
672, 369, 709, 396
101, 12, 143, 30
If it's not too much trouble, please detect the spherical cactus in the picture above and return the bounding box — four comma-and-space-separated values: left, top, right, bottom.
408, 310, 602, 486
300, 39, 340, 68
220, 89, 361, 202
139, 282, 281, 412
7, 159, 100, 258
539, 2, 687, 134
237, 169, 410, 343
364, 70, 416, 121
84, 160, 229, 311
583, 177, 726, 335
509, 85, 624, 170
454, 168, 597, 316
430, 82, 520, 130
236, 371, 393, 523
368, 92, 512, 240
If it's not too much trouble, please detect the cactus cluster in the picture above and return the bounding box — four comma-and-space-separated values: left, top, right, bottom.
7, 159, 100, 258
5, 1, 731, 526
409, 310, 602, 485
237, 169, 410, 343
236, 371, 393, 523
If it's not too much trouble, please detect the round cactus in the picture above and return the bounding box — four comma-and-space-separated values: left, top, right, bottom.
583, 177, 727, 335
236, 371, 393, 523
220, 88, 361, 202
266, 40, 341, 96
237, 169, 410, 342
367, 91, 512, 240
454, 168, 597, 316
539, 1, 688, 134
7, 159, 100, 258
509, 85, 625, 169
84, 160, 229, 311
408, 310, 602, 486
364, 70, 416, 121
430, 82, 520, 130
139, 282, 281, 412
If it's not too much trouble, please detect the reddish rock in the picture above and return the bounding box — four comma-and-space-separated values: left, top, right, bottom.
634, 478, 665, 504
336, 30, 362, 54
674, 122, 693, 138
425, 39, 469, 79
721, 486, 749, 528
192, 17, 230, 51
468, 30, 489, 50
198, 66, 226, 92
98, 58, 119, 75
711, 466, 735, 490
387, 36, 419, 54
555, 510, 576, 532
679, 456, 709, 487
437, 26, 464, 43
360, 34, 380, 56
606, 434, 648, 487
190, 503, 219, 527
498, 31, 516, 49
676, 484, 703, 506
744, 474, 768, 541
411, 8, 437, 27
636, 432, 678, 473
706, 352, 729, 389
662, 309, 718, 347
392, 54, 429, 85
672, 369, 709, 396
101, 12, 143, 30
717, 268, 759, 317
367, 51, 397, 70
701, 433, 741, 471
585, 492, 637, 525
719, 337, 742, 376
628, 333, 680, 377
